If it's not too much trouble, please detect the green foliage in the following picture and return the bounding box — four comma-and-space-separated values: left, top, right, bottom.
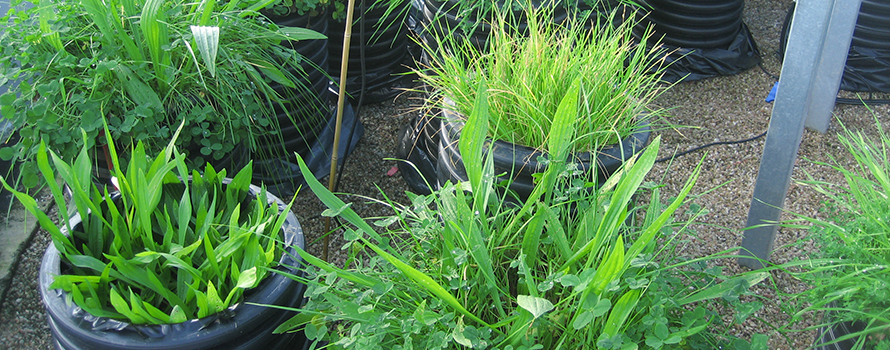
239, 0, 331, 17
418, 3, 670, 152
782, 117, 890, 349
277, 84, 767, 349
0, 123, 294, 325
425, 0, 621, 35
0, 0, 325, 188
242, 0, 399, 24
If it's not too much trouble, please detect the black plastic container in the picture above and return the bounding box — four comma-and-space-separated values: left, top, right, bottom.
436, 108, 651, 201
41, 181, 308, 350
631, 0, 761, 83
395, 112, 441, 194
780, 0, 890, 93
327, 0, 414, 104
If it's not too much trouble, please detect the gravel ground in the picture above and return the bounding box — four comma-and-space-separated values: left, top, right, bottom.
3, 0, 888, 348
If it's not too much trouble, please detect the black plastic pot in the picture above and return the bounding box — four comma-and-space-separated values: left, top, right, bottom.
635, 0, 743, 49
264, 11, 332, 156
436, 107, 651, 201
395, 111, 441, 195
812, 307, 869, 350
629, 0, 760, 83
781, 1, 890, 94
41, 181, 308, 350
421, 0, 571, 52
327, 0, 414, 104
253, 12, 347, 195
253, 100, 364, 198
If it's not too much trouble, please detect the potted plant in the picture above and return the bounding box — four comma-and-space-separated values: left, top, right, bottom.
0, 0, 325, 188
1, 123, 307, 349
780, 120, 890, 350
405, 6, 668, 198
276, 82, 769, 349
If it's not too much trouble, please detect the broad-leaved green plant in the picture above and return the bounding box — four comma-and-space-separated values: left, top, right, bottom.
1, 122, 295, 324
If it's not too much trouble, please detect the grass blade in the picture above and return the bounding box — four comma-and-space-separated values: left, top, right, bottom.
295, 154, 386, 245
359, 237, 493, 329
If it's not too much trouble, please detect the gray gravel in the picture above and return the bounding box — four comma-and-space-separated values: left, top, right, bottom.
3, 0, 888, 348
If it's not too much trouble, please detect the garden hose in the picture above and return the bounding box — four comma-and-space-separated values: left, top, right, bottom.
653, 130, 767, 164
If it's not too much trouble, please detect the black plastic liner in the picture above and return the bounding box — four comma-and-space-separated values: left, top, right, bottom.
41, 183, 308, 350
327, 0, 416, 105
841, 45, 890, 93
780, 1, 890, 94
435, 108, 650, 201
253, 100, 363, 198
812, 306, 868, 350
630, 0, 761, 83
651, 23, 761, 83
395, 112, 441, 195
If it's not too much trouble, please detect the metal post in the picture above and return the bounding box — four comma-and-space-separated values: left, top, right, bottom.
738, 0, 862, 269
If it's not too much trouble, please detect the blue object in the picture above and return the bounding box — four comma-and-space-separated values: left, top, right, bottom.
766, 81, 779, 103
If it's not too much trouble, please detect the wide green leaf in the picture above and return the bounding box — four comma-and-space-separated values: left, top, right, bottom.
516, 295, 554, 320
602, 289, 640, 338
191, 26, 220, 78
140, 0, 171, 81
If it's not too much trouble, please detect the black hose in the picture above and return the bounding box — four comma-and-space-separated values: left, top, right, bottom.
836, 97, 890, 105
655, 130, 767, 164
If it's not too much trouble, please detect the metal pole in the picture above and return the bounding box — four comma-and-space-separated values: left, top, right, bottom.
738, 0, 862, 269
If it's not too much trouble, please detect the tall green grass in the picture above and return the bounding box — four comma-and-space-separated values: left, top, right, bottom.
275, 80, 768, 349
780, 117, 890, 349
418, 4, 670, 152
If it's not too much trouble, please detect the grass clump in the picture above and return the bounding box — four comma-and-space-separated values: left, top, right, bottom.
277, 81, 768, 349
782, 117, 890, 349
418, 4, 669, 152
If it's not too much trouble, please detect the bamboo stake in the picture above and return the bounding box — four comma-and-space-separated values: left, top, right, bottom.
324, 0, 358, 262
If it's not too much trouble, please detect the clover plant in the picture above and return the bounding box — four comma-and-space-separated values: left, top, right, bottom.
1, 122, 294, 325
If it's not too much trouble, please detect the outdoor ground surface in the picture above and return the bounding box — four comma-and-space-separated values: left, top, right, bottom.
1, 0, 887, 348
